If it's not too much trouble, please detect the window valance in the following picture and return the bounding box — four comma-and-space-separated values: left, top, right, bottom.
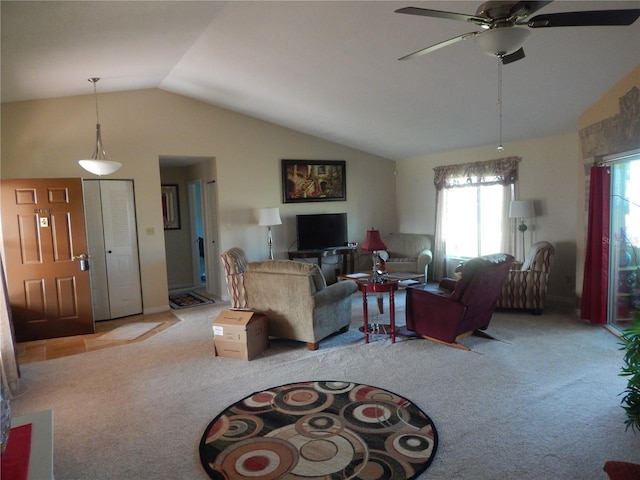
433, 156, 520, 190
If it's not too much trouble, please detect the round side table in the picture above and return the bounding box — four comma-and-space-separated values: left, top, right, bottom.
356, 279, 399, 344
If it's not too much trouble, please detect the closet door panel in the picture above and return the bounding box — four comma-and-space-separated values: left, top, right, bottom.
83, 180, 110, 321
100, 181, 143, 319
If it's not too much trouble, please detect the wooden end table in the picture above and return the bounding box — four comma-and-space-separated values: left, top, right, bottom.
352, 277, 399, 344
339, 271, 424, 314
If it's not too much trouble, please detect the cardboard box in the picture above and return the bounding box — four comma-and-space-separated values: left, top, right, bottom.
212, 310, 268, 360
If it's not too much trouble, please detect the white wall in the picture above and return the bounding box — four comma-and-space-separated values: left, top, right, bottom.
1, 89, 396, 310
395, 133, 580, 303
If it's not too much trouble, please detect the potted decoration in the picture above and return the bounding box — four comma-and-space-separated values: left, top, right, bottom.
620, 306, 640, 433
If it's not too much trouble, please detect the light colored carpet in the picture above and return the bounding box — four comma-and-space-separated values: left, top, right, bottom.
10, 292, 640, 479
96, 322, 162, 341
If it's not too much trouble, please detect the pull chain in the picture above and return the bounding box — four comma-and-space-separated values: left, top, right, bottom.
497, 60, 504, 151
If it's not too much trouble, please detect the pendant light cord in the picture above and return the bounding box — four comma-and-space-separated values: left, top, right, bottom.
89, 77, 100, 125
88, 78, 106, 160
497, 60, 504, 151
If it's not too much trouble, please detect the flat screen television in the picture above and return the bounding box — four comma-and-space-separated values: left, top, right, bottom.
296, 213, 348, 250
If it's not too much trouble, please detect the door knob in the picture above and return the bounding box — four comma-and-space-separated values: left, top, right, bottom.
73, 253, 90, 271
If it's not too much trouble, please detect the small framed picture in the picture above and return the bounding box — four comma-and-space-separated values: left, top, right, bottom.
161, 184, 180, 230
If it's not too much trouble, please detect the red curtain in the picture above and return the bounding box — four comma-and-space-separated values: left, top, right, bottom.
580, 166, 610, 324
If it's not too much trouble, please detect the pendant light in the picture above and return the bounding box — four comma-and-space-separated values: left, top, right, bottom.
78, 78, 122, 176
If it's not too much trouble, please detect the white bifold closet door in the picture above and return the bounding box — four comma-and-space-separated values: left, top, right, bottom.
84, 180, 143, 321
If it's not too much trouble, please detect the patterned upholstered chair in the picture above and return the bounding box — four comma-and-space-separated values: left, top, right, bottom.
220, 247, 249, 309
497, 241, 555, 315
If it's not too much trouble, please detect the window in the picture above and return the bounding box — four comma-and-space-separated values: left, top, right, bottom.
432, 157, 519, 279
442, 183, 507, 258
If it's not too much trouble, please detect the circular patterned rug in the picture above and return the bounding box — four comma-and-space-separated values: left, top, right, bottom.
199, 381, 438, 479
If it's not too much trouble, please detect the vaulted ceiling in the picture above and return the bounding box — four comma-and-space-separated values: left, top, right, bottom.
2, 1, 639, 160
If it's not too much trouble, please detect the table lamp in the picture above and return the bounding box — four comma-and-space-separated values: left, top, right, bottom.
509, 200, 535, 260
361, 229, 388, 282
258, 207, 282, 260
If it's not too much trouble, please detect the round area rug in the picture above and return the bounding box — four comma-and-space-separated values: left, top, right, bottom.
199, 381, 438, 480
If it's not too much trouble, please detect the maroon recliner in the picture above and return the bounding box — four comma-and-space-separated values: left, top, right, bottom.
406, 253, 515, 349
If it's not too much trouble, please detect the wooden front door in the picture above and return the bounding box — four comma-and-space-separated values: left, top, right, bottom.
1, 178, 94, 341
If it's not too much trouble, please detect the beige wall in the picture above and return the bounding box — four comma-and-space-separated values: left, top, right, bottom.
160, 166, 197, 291
3, 66, 637, 313
395, 133, 580, 303
1, 89, 396, 311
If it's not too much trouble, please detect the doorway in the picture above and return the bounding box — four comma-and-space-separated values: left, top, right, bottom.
607, 150, 640, 330
159, 156, 218, 297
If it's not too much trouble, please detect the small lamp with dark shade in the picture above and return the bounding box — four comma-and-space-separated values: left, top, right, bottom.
361, 229, 388, 282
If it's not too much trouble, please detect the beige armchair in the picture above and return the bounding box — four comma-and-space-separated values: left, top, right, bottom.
220, 247, 248, 309
244, 260, 358, 350
497, 241, 555, 315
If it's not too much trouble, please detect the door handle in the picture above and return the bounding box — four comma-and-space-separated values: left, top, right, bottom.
74, 253, 90, 271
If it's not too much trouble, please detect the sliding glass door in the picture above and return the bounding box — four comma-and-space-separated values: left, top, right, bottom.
608, 150, 640, 330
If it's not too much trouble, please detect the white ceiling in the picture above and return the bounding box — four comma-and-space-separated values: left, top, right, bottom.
2, 1, 639, 160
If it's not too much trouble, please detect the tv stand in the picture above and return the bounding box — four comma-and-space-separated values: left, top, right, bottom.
288, 246, 356, 275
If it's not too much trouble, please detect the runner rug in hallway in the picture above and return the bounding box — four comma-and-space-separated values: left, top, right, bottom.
199, 381, 438, 480
169, 291, 213, 309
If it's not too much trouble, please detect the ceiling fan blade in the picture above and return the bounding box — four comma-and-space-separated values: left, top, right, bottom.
501, 47, 525, 65
527, 9, 640, 28
395, 6, 488, 25
398, 32, 479, 61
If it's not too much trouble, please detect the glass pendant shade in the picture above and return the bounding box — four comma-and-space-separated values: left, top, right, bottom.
476, 27, 530, 56
79, 159, 122, 176
78, 78, 122, 176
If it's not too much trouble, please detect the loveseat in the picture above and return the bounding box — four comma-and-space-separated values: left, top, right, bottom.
359, 233, 433, 279
244, 260, 358, 350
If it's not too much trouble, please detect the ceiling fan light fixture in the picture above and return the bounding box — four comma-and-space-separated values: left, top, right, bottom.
475, 27, 531, 57
78, 78, 122, 176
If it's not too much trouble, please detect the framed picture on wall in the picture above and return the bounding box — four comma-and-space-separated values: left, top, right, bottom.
281, 159, 346, 203
161, 184, 180, 230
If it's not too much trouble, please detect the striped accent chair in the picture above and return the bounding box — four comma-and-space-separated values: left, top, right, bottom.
497, 241, 555, 315
220, 247, 249, 309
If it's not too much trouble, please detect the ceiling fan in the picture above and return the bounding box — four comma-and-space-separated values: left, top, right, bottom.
396, 1, 640, 64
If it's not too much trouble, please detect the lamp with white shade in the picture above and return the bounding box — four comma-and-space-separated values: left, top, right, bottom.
258, 207, 282, 260
78, 78, 122, 176
509, 200, 535, 260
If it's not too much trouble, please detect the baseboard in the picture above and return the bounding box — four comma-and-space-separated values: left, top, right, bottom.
144, 305, 171, 315
546, 294, 577, 307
